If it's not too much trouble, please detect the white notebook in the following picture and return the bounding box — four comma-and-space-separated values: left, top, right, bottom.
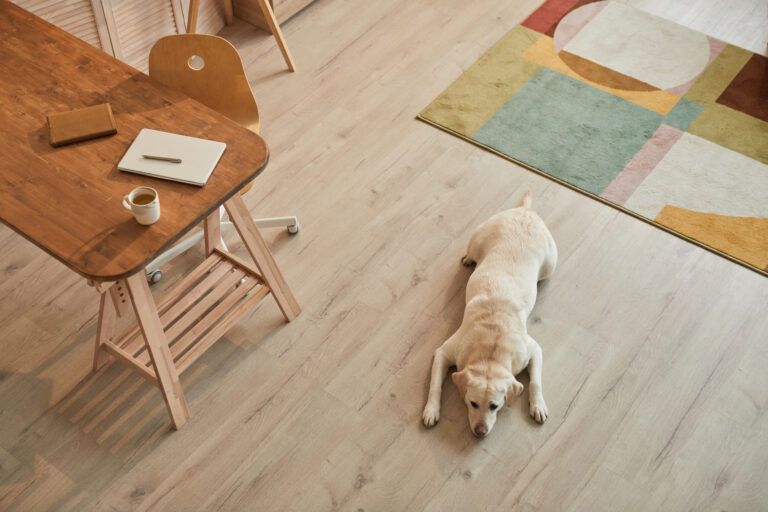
118, 129, 226, 186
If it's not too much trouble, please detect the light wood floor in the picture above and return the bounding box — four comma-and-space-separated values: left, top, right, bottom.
1, 0, 767, 510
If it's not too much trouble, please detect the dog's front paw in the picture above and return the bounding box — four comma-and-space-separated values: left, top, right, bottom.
529, 399, 548, 424
422, 402, 441, 428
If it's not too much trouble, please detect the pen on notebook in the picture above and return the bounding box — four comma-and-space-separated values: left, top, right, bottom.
143, 154, 182, 163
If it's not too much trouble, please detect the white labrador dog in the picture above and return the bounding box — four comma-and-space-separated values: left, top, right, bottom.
422, 191, 557, 437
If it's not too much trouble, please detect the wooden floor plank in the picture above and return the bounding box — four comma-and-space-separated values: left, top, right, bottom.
1, 0, 766, 509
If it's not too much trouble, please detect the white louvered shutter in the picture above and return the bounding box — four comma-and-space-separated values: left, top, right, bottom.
106, 0, 185, 72
11, 0, 109, 52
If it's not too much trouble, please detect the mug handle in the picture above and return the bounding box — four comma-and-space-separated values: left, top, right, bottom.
122, 195, 132, 210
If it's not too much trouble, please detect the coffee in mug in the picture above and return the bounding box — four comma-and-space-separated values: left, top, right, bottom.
132, 194, 156, 205
123, 187, 160, 225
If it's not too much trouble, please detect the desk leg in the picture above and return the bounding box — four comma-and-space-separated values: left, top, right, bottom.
224, 194, 301, 321
203, 209, 222, 256
109, 280, 131, 317
125, 273, 190, 429
93, 291, 116, 371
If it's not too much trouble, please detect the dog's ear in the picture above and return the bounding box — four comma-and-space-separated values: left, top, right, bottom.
505, 378, 524, 407
452, 370, 469, 398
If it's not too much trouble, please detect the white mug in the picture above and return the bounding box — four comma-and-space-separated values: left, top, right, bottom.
123, 186, 160, 225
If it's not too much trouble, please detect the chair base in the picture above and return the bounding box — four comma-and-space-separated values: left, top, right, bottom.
146, 215, 299, 282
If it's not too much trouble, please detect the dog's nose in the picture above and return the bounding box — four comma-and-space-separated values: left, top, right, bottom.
474, 424, 488, 437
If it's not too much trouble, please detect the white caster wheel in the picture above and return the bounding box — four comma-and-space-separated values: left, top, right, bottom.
287, 222, 300, 235
147, 269, 163, 284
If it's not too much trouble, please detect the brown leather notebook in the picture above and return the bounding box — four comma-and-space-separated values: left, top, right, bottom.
47, 103, 117, 147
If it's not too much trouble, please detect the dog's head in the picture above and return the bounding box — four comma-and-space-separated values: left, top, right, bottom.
452, 367, 523, 438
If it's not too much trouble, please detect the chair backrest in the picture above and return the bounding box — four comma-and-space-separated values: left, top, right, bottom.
149, 34, 259, 133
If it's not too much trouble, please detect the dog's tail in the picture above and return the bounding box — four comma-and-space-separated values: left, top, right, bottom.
519, 190, 532, 208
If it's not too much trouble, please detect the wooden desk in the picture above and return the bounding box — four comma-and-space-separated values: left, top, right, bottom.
0, 0, 300, 429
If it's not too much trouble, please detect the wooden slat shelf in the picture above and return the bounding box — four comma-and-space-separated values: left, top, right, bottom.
101, 249, 268, 385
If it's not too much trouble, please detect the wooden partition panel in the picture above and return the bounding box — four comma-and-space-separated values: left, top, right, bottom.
10, 0, 228, 72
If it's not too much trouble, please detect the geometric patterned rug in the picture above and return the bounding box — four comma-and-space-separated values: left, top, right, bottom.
419, 0, 768, 276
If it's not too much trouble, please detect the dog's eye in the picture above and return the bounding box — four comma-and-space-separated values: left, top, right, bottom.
489, 403, 498, 411
470, 401, 479, 409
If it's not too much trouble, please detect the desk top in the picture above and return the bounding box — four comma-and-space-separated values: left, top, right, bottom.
0, 0, 269, 281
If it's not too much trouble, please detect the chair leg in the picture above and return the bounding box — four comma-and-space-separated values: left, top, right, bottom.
221, 216, 298, 233
125, 273, 190, 429
224, 194, 301, 321
93, 291, 116, 371
255, 0, 296, 71
145, 208, 296, 280
253, 215, 299, 233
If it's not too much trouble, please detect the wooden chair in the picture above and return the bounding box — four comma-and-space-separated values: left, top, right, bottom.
145, 33, 299, 282
187, 0, 295, 71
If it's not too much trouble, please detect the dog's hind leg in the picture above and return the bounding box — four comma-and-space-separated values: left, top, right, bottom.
423, 340, 456, 427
